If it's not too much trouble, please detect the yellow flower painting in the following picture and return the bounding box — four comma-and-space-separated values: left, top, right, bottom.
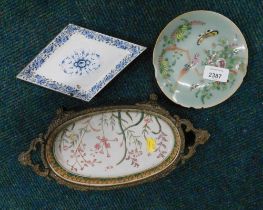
146, 137, 156, 153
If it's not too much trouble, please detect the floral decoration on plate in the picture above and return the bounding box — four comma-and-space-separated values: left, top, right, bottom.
17, 24, 146, 102
54, 110, 175, 177
153, 10, 248, 108
60, 50, 101, 75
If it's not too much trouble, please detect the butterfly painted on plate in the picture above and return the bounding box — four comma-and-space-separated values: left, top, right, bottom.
197, 29, 219, 45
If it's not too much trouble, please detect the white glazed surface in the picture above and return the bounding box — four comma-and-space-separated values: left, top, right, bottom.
38, 34, 129, 91
53, 111, 176, 178
17, 24, 146, 101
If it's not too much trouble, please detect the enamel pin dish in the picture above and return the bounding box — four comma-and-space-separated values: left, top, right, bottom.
19, 95, 209, 190
153, 10, 248, 108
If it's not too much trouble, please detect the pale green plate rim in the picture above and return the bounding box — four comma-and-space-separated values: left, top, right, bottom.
153, 10, 248, 109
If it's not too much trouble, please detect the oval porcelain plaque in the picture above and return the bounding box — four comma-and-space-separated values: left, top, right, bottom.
46, 108, 182, 187
52, 111, 177, 178
19, 96, 210, 190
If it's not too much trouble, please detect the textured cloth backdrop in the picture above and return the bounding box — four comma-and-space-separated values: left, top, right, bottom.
0, 0, 262, 209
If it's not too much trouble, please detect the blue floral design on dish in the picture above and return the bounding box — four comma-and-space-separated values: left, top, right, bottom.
60, 50, 100, 75
16, 24, 146, 102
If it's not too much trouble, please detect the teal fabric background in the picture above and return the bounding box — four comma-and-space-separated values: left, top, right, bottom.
0, 0, 262, 209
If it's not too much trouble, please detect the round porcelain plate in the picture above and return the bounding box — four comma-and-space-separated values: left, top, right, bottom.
153, 10, 248, 108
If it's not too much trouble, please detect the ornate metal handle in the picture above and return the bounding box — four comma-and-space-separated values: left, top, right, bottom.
18, 134, 49, 177
175, 116, 210, 164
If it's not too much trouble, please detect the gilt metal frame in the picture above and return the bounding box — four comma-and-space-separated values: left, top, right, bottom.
18, 94, 210, 190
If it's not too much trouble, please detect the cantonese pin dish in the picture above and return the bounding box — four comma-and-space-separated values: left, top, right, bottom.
153, 10, 248, 108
